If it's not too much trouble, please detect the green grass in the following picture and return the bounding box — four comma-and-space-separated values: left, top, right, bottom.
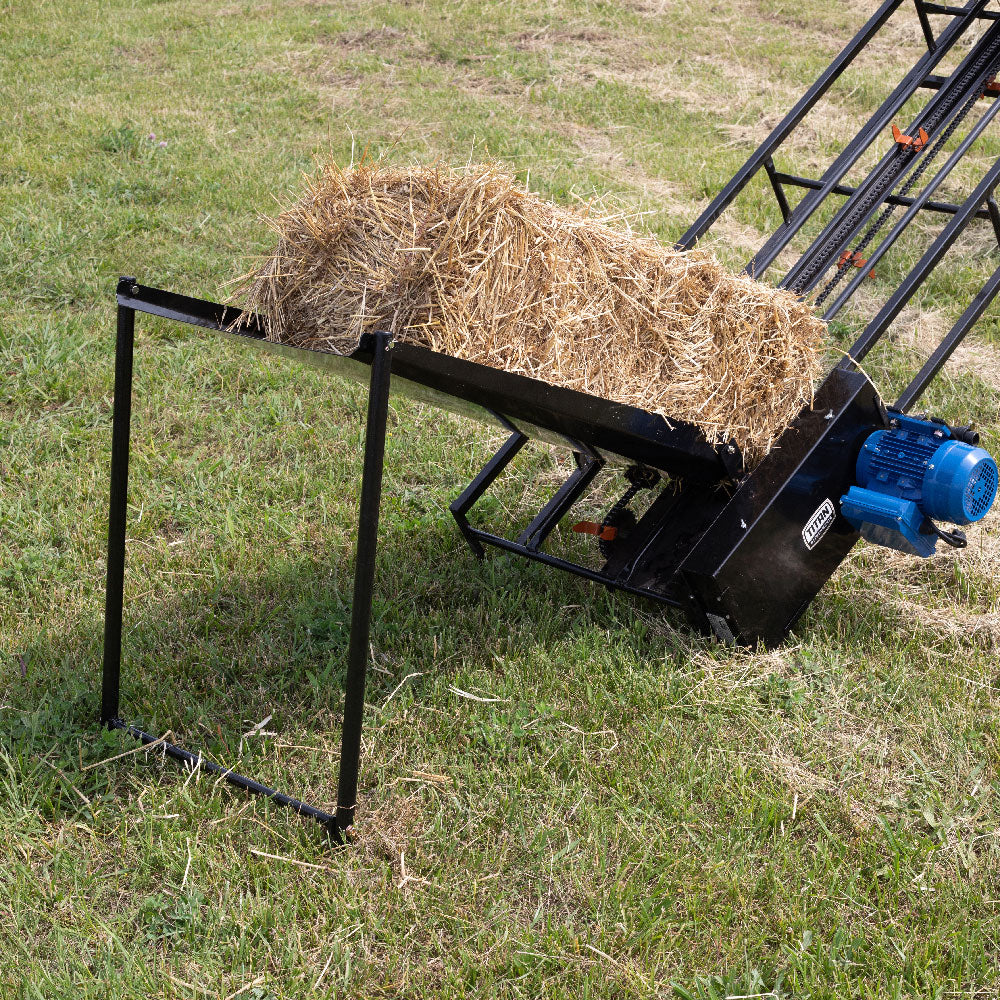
2, 1, 1000, 996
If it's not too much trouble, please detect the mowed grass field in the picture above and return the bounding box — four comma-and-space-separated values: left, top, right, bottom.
3, 1, 1000, 996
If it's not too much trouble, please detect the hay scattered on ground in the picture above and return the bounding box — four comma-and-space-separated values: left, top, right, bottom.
233, 161, 826, 464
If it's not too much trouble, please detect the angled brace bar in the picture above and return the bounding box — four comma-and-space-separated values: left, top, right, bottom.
450, 431, 530, 558
450, 438, 681, 607
914, 0, 938, 51
516, 451, 605, 552
764, 156, 792, 224
101, 277, 394, 842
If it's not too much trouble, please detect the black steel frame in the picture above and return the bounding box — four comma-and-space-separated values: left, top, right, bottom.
102, 279, 394, 842
679, 0, 998, 253
102, 278, 728, 837
448, 432, 684, 608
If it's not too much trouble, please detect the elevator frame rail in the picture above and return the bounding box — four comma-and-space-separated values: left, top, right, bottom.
101, 1, 1000, 840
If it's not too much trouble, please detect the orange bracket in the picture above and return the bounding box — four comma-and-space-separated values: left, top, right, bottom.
892, 124, 929, 151
838, 250, 876, 278
571, 521, 618, 541
982, 74, 999, 99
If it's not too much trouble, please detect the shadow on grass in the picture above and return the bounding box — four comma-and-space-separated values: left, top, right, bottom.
5, 516, 699, 829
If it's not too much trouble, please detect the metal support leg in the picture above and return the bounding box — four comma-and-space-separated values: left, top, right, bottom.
101, 285, 136, 727
450, 431, 529, 557
516, 452, 604, 552
333, 331, 394, 836
101, 284, 395, 842
765, 157, 792, 224
915, 0, 938, 52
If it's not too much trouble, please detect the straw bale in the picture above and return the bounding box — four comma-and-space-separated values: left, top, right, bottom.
233, 161, 826, 464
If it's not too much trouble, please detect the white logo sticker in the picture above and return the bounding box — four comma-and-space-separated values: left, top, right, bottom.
803, 498, 836, 550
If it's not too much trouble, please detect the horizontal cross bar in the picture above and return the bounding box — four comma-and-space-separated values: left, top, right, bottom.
772, 171, 993, 220
921, 72, 1000, 93
109, 720, 342, 839
919, 2, 1000, 17
463, 527, 685, 608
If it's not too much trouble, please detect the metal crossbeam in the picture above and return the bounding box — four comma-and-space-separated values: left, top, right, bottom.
516, 452, 605, 552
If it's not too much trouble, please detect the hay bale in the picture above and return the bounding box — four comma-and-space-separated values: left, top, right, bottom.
233, 161, 825, 465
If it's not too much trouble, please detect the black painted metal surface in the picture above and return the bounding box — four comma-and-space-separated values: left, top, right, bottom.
745, 0, 990, 278
336, 331, 393, 835
113, 721, 342, 834
679, 368, 885, 646
101, 294, 135, 726
98, 0, 1000, 846
115, 280, 736, 482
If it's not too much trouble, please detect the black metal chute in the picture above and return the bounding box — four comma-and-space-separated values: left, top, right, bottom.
115, 280, 738, 483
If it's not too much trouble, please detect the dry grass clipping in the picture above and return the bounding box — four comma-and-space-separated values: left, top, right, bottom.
234, 161, 826, 464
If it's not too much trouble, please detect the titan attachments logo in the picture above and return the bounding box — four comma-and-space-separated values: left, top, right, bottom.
802, 498, 836, 550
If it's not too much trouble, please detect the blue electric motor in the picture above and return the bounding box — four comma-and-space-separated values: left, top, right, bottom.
840, 412, 998, 557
